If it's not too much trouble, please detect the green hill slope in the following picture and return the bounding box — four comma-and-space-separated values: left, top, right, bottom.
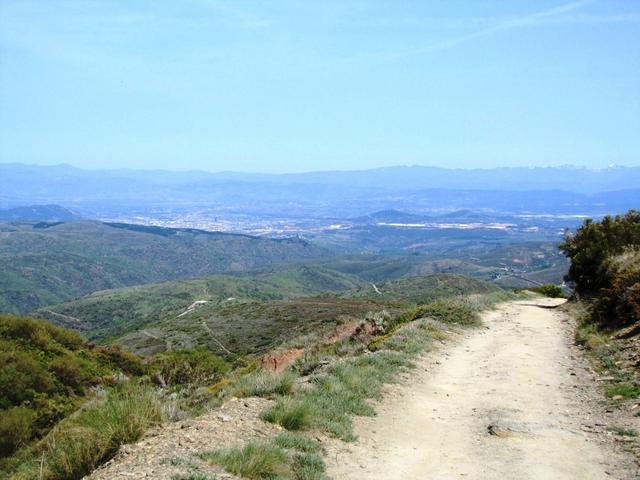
0, 314, 147, 460
0, 221, 329, 314
115, 273, 500, 357
345, 274, 500, 304
41, 273, 499, 357
117, 296, 398, 357
37, 266, 366, 341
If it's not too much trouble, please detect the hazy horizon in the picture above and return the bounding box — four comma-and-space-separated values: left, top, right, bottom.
3, 160, 639, 176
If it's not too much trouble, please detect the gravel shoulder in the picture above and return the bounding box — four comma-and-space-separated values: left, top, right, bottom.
325, 298, 639, 480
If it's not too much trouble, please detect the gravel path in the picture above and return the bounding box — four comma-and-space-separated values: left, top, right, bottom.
326, 298, 639, 480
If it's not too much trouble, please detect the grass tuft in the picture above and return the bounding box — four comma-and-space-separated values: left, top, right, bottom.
202, 436, 326, 480
261, 397, 315, 431
13, 384, 162, 480
201, 441, 291, 479
273, 432, 322, 454
232, 370, 297, 398
607, 426, 639, 437
605, 383, 640, 399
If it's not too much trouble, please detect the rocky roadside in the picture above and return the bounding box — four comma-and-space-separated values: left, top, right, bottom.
86, 397, 281, 480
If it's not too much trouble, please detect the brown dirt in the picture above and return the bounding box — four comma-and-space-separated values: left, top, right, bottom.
261, 348, 305, 373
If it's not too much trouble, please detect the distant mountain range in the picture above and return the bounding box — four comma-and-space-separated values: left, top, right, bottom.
1, 163, 639, 217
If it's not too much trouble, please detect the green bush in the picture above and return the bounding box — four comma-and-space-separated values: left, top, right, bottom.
0, 315, 83, 351
98, 345, 146, 376
594, 248, 640, 328
531, 284, 564, 298
413, 298, 480, 326
0, 406, 35, 457
152, 348, 229, 387
560, 210, 640, 295
0, 345, 55, 408
50, 354, 88, 391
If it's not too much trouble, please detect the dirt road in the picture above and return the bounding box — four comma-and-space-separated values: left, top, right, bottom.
326, 298, 636, 480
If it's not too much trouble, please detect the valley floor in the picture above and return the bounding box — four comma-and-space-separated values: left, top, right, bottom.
325, 299, 639, 480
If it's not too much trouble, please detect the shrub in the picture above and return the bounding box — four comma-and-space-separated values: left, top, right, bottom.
202, 436, 326, 480
265, 350, 412, 441
414, 298, 480, 326
560, 210, 640, 295
575, 322, 608, 350
0, 345, 55, 408
0, 406, 35, 457
593, 248, 640, 328
43, 322, 84, 351
293, 451, 326, 480
152, 348, 229, 387
98, 345, 146, 376
50, 354, 87, 391
0, 315, 83, 351
531, 284, 565, 298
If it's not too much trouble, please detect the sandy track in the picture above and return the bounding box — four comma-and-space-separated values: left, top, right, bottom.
326, 298, 636, 480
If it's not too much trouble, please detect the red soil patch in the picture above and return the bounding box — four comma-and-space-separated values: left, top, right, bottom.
261, 348, 305, 373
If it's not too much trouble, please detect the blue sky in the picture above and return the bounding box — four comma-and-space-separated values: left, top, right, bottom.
0, 1, 638, 173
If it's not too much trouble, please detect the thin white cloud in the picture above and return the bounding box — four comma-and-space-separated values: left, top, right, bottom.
352, 0, 599, 62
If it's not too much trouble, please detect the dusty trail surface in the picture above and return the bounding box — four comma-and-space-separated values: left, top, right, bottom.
327, 298, 636, 480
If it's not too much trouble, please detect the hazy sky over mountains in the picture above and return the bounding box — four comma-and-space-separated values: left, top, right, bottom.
0, 1, 638, 172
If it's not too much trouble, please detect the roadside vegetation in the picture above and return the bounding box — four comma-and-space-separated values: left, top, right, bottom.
529, 283, 565, 298
561, 210, 640, 329
561, 211, 640, 407
202, 290, 516, 478
0, 315, 230, 480
2, 278, 516, 479
201, 432, 326, 480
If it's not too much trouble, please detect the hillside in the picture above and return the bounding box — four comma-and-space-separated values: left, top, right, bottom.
345, 274, 500, 304
0, 221, 329, 314
0, 314, 147, 462
42, 273, 499, 357
0, 204, 81, 222
37, 265, 367, 341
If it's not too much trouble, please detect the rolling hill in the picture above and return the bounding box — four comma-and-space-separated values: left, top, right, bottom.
36, 265, 366, 341
40, 273, 501, 357
0, 204, 81, 222
0, 221, 329, 314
